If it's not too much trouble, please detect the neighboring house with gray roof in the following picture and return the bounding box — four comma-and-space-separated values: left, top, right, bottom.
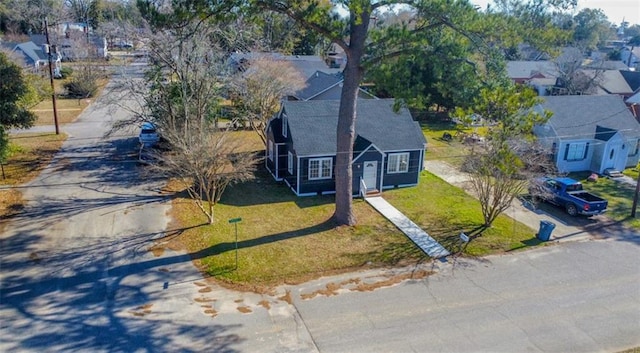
289, 71, 377, 101
506, 61, 558, 84
229, 52, 343, 77
627, 90, 640, 120
534, 95, 640, 174
581, 69, 635, 97
266, 99, 427, 196
10, 41, 61, 73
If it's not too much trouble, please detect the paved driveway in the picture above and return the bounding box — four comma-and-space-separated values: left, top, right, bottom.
424, 160, 616, 241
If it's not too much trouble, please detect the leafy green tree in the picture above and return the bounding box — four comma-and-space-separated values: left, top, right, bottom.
572, 8, 613, 50
625, 24, 640, 39
455, 83, 550, 228
486, 0, 575, 59
0, 0, 63, 35
0, 52, 37, 163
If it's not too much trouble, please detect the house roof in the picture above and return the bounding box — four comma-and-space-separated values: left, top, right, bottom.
539, 95, 640, 140
283, 99, 426, 156
229, 52, 342, 78
506, 61, 558, 79
13, 41, 48, 64
594, 125, 617, 141
620, 70, 640, 92
281, 55, 343, 78
582, 70, 634, 95
627, 90, 640, 105
582, 60, 629, 71
293, 71, 343, 100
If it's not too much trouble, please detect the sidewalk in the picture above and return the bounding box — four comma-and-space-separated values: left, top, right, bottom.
365, 196, 450, 258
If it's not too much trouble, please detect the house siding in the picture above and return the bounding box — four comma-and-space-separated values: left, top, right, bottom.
556, 139, 594, 173
626, 138, 640, 168
283, 151, 298, 192
352, 149, 384, 195
382, 150, 423, 187
265, 129, 277, 178
297, 156, 336, 195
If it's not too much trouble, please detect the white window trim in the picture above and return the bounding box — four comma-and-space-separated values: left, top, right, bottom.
282, 114, 287, 138
308, 157, 332, 180
287, 151, 294, 175
268, 140, 274, 161
564, 142, 588, 161
387, 152, 410, 173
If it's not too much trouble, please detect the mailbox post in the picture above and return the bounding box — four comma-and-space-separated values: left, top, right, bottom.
228, 217, 242, 269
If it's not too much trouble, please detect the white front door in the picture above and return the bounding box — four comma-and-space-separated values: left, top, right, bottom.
603, 141, 623, 171
363, 161, 378, 191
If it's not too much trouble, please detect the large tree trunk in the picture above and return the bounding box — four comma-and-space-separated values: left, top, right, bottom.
333, 13, 369, 226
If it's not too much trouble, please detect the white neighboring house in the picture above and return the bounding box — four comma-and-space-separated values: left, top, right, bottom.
534, 95, 640, 174
31, 28, 108, 62
11, 41, 61, 75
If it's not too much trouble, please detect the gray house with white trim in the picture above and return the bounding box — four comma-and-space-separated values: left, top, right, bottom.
266, 99, 427, 196
534, 95, 640, 174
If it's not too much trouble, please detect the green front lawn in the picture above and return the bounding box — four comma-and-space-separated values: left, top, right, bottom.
169, 173, 424, 291
384, 172, 537, 256
169, 168, 537, 289
569, 172, 640, 229
419, 120, 488, 168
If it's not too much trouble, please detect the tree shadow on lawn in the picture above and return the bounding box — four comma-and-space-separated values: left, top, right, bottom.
191, 218, 337, 260
219, 170, 334, 209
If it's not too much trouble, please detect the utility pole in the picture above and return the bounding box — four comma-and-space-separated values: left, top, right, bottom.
44, 18, 60, 135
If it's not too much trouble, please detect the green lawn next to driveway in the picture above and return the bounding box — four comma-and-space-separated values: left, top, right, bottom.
383, 171, 538, 257
419, 120, 488, 167
168, 169, 538, 290
569, 172, 640, 230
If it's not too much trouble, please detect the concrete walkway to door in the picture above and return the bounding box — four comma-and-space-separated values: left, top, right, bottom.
365, 196, 450, 258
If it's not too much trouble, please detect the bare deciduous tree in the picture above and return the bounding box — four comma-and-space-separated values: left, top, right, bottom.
552, 48, 604, 95
150, 128, 258, 224
108, 24, 259, 224
229, 56, 306, 145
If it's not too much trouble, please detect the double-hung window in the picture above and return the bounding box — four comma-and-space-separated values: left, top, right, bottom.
387, 152, 410, 173
564, 142, 589, 161
308, 158, 332, 180
282, 114, 288, 138
287, 152, 294, 174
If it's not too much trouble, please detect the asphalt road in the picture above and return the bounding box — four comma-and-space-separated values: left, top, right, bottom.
1, 61, 639, 352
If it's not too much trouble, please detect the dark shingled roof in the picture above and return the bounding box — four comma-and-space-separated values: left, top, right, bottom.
283, 99, 426, 156
620, 70, 640, 92
540, 95, 640, 140
293, 71, 342, 101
